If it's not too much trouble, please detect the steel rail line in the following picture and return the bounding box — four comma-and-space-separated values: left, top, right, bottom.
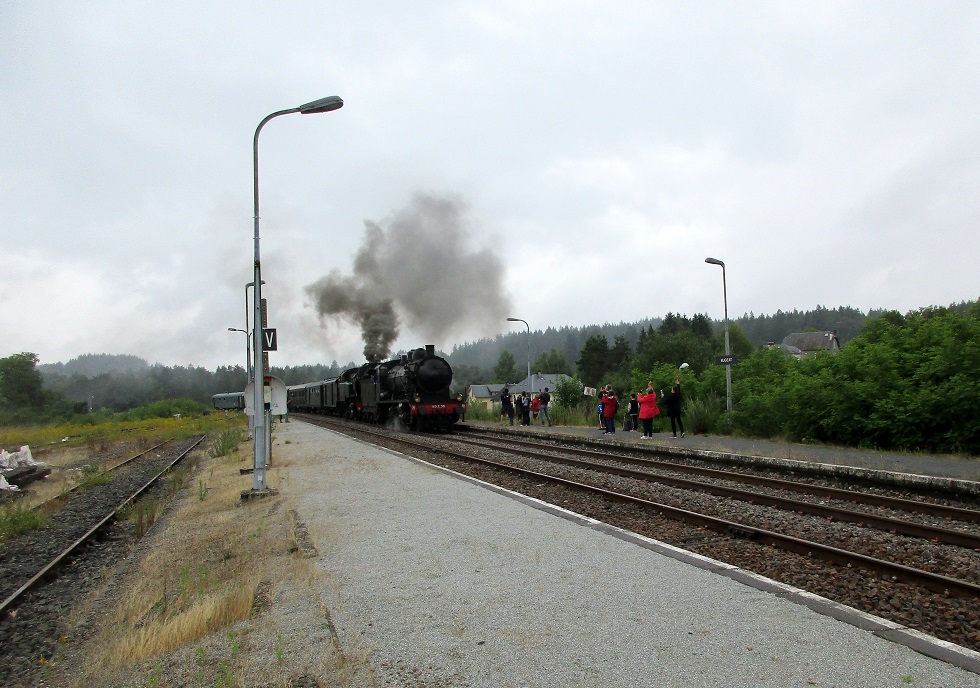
450, 435, 980, 550
461, 428, 980, 524
39, 438, 174, 506
0, 435, 206, 617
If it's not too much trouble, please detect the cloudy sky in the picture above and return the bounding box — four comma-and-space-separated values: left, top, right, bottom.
3, 2, 978, 371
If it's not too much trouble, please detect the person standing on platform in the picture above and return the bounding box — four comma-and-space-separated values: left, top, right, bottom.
501, 386, 515, 426
601, 386, 619, 435
626, 393, 639, 432
663, 376, 685, 438
520, 391, 532, 426
539, 387, 553, 426
636, 384, 660, 438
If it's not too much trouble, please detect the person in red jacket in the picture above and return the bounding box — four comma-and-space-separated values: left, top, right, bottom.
601, 386, 619, 435
636, 383, 661, 438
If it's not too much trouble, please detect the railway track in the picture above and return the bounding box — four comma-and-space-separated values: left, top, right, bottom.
0, 435, 207, 687
451, 434, 980, 550
302, 416, 980, 653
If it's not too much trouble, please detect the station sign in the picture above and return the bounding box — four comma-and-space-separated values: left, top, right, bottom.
262, 328, 277, 351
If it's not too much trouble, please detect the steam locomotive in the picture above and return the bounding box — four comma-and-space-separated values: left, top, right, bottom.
286, 344, 464, 431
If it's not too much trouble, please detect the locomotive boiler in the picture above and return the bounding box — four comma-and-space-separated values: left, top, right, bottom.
357, 344, 463, 430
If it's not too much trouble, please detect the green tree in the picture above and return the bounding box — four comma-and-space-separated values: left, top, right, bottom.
493, 350, 519, 383
691, 313, 713, 339
658, 312, 688, 335
553, 375, 585, 410
0, 352, 45, 412
576, 334, 611, 387
609, 335, 633, 372
448, 363, 489, 393
725, 303, 980, 453
720, 323, 755, 359
531, 349, 572, 376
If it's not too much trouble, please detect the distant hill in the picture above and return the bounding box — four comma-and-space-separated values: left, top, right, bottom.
38, 353, 150, 378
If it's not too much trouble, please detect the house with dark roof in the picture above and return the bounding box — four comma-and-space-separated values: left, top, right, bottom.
780, 331, 841, 359
465, 373, 568, 410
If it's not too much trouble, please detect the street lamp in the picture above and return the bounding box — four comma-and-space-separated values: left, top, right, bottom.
506, 317, 531, 393
250, 96, 343, 495
704, 257, 732, 421
228, 327, 249, 385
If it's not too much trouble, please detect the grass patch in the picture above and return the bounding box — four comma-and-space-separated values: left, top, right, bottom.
208, 427, 246, 459
0, 501, 50, 544
42, 420, 373, 687
0, 414, 241, 457
62, 434, 290, 684
75, 463, 112, 491
107, 583, 258, 666
118, 496, 163, 539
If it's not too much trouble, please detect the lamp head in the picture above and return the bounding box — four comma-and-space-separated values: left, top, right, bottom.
704, 257, 725, 267
298, 96, 344, 114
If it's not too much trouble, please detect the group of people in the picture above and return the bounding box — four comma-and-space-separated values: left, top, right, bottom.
598, 376, 685, 438
500, 386, 553, 427
497, 379, 685, 438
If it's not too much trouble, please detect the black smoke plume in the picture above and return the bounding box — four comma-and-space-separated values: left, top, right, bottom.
305, 192, 513, 362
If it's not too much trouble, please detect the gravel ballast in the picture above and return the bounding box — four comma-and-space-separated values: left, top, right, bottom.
282, 422, 980, 687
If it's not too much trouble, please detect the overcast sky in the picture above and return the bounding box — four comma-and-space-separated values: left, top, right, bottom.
3, 2, 978, 371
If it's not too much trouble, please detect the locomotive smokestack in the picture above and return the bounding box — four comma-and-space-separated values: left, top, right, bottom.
305, 192, 513, 361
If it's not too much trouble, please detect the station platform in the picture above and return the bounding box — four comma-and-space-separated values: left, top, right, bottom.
280, 421, 980, 687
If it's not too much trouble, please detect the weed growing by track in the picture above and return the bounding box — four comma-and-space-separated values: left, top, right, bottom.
75, 463, 112, 491
209, 427, 246, 458
0, 501, 49, 544
119, 496, 162, 539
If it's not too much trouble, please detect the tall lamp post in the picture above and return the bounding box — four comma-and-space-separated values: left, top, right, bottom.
704, 257, 732, 422
228, 327, 250, 385
250, 96, 343, 495
506, 317, 531, 393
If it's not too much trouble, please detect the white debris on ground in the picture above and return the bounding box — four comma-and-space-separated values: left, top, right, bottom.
1, 445, 37, 469
1, 445, 37, 491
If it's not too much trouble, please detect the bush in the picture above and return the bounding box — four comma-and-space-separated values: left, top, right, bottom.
117, 399, 210, 422
684, 393, 722, 435
209, 428, 246, 458
0, 501, 49, 543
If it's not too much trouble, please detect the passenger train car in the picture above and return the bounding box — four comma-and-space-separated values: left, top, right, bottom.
212, 392, 245, 411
